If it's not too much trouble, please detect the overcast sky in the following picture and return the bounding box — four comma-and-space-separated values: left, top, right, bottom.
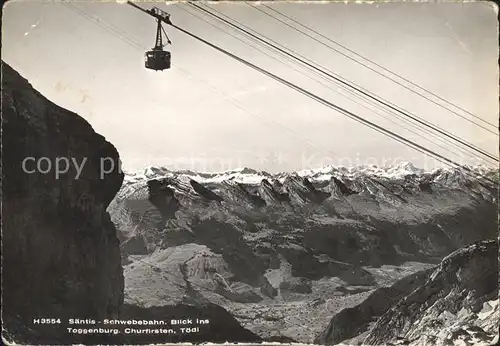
3, 0, 498, 173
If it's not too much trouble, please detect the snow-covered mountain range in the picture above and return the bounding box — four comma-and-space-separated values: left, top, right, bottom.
108, 162, 498, 343
123, 162, 496, 186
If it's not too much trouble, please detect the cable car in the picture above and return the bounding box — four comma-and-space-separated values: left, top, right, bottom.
145, 12, 172, 71
145, 49, 171, 71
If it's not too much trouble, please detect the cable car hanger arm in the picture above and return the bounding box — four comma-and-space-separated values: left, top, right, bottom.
161, 25, 172, 45
127, 1, 172, 25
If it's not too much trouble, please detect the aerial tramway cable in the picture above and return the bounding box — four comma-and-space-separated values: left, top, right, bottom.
190, 2, 499, 162
120, 2, 497, 184
125, 2, 498, 184
179, 3, 496, 166
88, 1, 482, 167
177, 4, 495, 166
188, 2, 498, 163
253, 2, 498, 131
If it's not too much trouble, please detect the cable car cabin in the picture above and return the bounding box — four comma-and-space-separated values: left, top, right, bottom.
145, 49, 171, 71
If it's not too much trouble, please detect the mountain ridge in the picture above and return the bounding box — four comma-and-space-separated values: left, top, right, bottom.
109, 159, 497, 342
123, 161, 498, 183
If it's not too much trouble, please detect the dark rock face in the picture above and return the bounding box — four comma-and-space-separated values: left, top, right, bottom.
1, 62, 261, 345
236, 182, 267, 207
317, 240, 499, 346
190, 179, 223, 202
260, 178, 290, 203
332, 176, 357, 196
2, 62, 125, 342
302, 177, 332, 203
363, 239, 498, 345
147, 178, 180, 220
121, 234, 149, 255
316, 268, 433, 345
120, 303, 261, 343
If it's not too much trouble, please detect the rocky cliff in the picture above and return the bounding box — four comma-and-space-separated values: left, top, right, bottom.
1, 62, 262, 344
363, 239, 498, 346
316, 240, 499, 346
315, 267, 434, 345
1, 61, 125, 343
